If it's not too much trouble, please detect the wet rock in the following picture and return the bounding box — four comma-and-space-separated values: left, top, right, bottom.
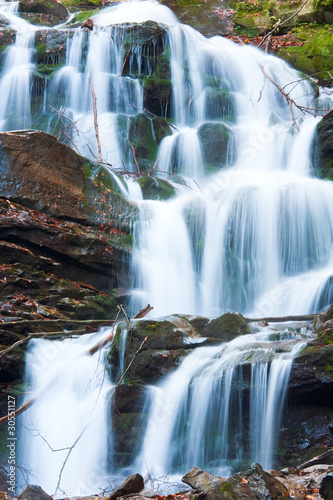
152, 117, 172, 145
182, 467, 224, 491
198, 123, 231, 169
279, 406, 333, 467
18, 484, 52, 500
113, 384, 147, 413
321, 473, 333, 500
128, 113, 157, 166
144, 77, 172, 117
108, 473, 144, 500
207, 463, 289, 500
19, 0, 68, 26
315, 110, 333, 181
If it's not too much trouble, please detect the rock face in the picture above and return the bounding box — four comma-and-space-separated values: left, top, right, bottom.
285, 309, 333, 465
0, 131, 137, 330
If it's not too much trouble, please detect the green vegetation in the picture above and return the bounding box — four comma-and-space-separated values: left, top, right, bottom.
278, 24, 333, 81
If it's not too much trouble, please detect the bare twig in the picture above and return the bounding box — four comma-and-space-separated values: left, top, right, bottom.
89, 73, 102, 163
115, 336, 148, 389
129, 142, 141, 174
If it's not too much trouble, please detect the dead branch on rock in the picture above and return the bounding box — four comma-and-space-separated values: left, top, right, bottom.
121, 43, 134, 77
257, 0, 309, 49
89, 73, 103, 163
133, 304, 153, 319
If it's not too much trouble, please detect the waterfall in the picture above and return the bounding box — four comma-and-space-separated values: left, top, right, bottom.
138, 328, 307, 477
0, 2, 35, 131
0, 0, 332, 495
18, 330, 113, 497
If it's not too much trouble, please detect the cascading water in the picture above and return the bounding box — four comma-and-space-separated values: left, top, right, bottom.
0, 1, 35, 130
1, 0, 332, 495
18, 329, 114, 497
137, 326, 307, 477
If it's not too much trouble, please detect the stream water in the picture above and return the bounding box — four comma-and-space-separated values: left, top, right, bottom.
0, 0, 332, 496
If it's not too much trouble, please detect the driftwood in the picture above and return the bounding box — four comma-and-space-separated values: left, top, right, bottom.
115, 336, 147, 389
297, 449, 333, 470
133, 304, 153, 319
244, 314, 316, 323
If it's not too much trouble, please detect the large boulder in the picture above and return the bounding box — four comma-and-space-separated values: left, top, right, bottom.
204, 463, 289, 500
19, 0, 68, 26
18, 484, 52, 500
198, 123, 232, 170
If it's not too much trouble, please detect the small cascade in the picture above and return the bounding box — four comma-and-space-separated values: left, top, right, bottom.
138, 327, 307, 477
18, 330, 113, 497
0, 2, 35, 130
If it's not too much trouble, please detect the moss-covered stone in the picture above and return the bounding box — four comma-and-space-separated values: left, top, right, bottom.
152, 117, 172, 145
189, 312, 252, 341
128, 113, 158, 165
137, 175, 176, 200
19, 0, 69, 26
277, 25, 333, 83
198, 122, 232, 168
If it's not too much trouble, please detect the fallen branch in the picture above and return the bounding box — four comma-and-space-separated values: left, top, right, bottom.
89, 73, 102, 163
244, 314, 316, 323
120, 43, 134, 77
0, 398, 36, 425
257, 0, 309, 49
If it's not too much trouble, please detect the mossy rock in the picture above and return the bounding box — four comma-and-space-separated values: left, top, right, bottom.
19, 0, 69, 25
198, 122, 232, 168
128, 113, 158, 164
137, 176, 175, 200
123, 347, 187, 383
111, 411, 148, 466
189, 312, 251, 342
277, 25, 333, 84
152, 117, 172, 145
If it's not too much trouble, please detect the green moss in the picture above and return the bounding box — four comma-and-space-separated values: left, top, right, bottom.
73, 9, 99, 22
128, 113, 158, 165
278, 25, 333, 81
137, 175, 176, 201
220, 481, 233, 498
